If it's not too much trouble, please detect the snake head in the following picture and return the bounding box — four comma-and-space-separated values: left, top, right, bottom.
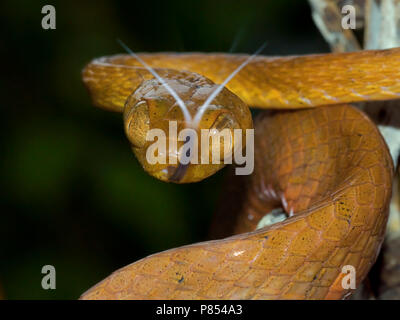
123, 74, 253, 183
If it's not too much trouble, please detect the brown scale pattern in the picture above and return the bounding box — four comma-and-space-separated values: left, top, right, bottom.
81, 105, 393, 300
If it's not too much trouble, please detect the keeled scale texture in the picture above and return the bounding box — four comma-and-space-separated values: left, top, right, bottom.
81, 105, 393, 299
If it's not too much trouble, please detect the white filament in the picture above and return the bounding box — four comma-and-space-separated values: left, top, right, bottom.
118, 39, 267, 129
117, 39, 192, 124
193, 42, 267, 127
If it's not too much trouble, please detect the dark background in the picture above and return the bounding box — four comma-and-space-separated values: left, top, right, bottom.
0, 0, 329, 299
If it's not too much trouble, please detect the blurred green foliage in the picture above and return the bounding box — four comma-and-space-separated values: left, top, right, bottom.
0, 0, 328, 299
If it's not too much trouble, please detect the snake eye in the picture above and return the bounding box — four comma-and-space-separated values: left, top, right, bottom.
205, 111, 241, 161
211, 111, 240, 131
124, 100, 150, 148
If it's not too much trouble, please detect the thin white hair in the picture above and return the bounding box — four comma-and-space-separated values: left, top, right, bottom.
193, 42, 267, 127
117, 39, 192, 124
117, 39, 266, 129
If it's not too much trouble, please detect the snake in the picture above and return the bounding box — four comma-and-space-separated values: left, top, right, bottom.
80, 47, 400, 299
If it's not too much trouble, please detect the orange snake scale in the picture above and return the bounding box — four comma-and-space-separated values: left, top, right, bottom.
80, 48, 399, 299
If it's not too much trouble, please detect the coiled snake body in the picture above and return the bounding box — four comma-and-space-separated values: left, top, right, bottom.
80, 48, 400, 299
